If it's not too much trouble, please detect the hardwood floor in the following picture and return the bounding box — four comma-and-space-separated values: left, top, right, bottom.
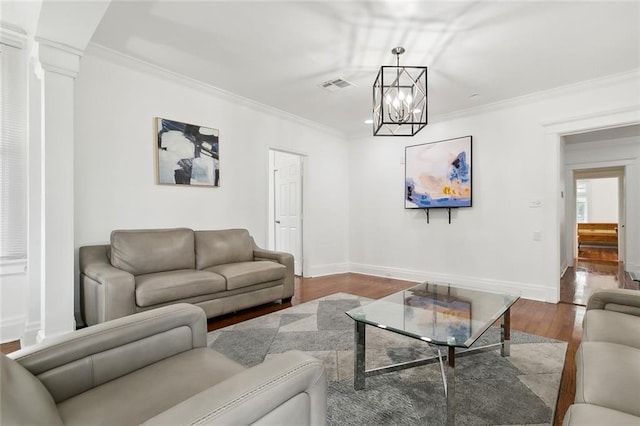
560, 260, 639, 305
5, 266, 637, 424
0, 340, 20, 355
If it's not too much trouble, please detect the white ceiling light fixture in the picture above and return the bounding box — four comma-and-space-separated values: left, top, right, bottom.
372, 47, 427, 136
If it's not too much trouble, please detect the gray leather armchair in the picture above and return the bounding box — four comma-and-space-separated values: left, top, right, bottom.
1, 304, 327, 425
563, 288, 640, 425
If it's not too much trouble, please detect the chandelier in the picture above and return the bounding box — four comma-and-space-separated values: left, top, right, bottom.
372, 47, 427, 136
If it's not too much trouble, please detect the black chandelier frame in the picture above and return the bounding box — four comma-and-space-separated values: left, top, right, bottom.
372, 48, 428, 137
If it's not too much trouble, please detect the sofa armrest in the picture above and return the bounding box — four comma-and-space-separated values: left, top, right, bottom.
80, 244, 136, 324
10, 304, 207, 403
252, 239, 295, 298
586, 289, 640, 316
142, 350, 326, 426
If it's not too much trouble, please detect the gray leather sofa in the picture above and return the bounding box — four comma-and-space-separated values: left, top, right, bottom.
1, 303, 327, 425
563, 289, 640, 425
80, 228, 294, 325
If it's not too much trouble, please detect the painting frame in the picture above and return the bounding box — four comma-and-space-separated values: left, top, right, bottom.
404, 135, 472, 209
155, 117, 220, 187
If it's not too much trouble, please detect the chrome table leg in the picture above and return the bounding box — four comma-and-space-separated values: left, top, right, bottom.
446, 346, 456, 426
501, 307, 511, 357
354, 321, 365, 390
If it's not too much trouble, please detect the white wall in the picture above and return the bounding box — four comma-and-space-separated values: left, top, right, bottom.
585, 178, 619, 223
349, 71, 640, 302
74, 45, 350, 278
0, 271, 28, 342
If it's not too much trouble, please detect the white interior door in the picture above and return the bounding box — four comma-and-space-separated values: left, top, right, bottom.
273, 151, 303, 275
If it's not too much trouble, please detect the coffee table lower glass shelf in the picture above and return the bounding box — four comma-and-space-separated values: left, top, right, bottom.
345, 282, 520, 425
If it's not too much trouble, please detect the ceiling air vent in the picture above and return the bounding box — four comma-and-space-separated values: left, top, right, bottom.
320, 78, 354, 92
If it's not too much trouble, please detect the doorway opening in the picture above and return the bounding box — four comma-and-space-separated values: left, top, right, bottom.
553, 115, 640, 305
268, 149, 304, 276
562, 167, 628, 305
574, 172, 622, 262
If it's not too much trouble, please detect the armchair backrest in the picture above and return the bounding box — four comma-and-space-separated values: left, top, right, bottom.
10, 304, 207, 404
586, 289, 640, 317
1, 353, 63, 425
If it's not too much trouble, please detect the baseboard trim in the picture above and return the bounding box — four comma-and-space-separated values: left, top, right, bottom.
349, 263, 556, 302
307, 263, 350, 278
560, 264, 569, 278
0, 315, 25, 344
21, 321, 41, 347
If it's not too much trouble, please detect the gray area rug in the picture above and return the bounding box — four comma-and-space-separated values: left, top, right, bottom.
208, 293, 567, 425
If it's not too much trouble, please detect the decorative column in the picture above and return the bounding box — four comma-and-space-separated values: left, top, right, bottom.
32, 38, 81, 342
22, 39, 43, 346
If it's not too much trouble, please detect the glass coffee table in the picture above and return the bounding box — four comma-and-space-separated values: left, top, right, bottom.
345, 282, 520, 425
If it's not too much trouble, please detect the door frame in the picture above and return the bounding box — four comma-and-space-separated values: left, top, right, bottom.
545, 105, 639, 303
568, 167, 625, 263
267, 148, 306, 276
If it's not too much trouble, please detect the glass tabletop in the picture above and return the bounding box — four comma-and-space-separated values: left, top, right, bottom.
345, 282, 520, 348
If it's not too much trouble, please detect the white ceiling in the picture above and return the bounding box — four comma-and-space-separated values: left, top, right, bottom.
87, 1, 640, 137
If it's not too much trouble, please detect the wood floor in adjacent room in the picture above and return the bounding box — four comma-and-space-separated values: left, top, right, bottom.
560, 259, 639, 305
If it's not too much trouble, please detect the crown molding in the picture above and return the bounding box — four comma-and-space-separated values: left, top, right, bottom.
0, 23, 27, 49
81, 42, 639, 141
430, 69, 640, 124
85, 42, 345, 139
36, 37, 83, 57
541, 104, 640, 129
35, 37, 82, 78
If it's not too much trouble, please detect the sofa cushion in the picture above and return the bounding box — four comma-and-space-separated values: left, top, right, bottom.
195, 229, 254, 269
563, 404, 640, 426
56, 348, 245, 426
583, 309, 640, 349
1, 354, 64, 426
111, 228, 195, 276
575, 341, 640, 418
136, 270, 226, 307
206, 261, 286, 291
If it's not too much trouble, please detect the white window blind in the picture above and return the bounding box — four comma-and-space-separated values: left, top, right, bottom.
0, 41, 28, 261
